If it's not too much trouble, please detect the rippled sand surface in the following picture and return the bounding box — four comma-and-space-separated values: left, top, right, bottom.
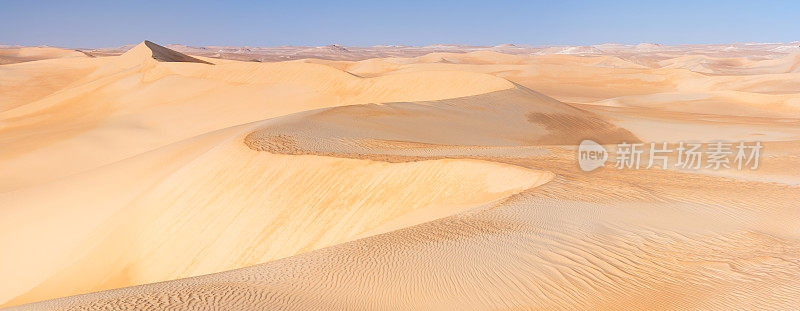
2, 41, 799, 310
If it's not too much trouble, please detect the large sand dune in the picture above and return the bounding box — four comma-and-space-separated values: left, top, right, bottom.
0, 41, 513, 192
2, 41, 799, 310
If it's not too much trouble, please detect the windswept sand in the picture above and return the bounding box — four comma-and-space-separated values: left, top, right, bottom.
2, 41, 799, 310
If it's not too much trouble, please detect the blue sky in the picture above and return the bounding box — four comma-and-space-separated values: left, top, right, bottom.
2, 0, 798, 48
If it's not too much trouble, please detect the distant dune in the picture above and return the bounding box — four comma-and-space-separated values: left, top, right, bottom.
0, 46, 89, 65
1, 41, 799, 310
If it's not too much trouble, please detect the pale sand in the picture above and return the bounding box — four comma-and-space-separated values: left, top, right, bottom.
1, 41, 799, 310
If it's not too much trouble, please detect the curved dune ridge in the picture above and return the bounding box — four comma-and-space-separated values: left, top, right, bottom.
2, 41, 800, 310
0, 122, 552, 307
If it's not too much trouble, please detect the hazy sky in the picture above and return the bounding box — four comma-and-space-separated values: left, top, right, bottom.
2, 0, 798, 48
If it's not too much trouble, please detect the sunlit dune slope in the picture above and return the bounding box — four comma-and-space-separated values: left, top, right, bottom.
0, 120, 551, 307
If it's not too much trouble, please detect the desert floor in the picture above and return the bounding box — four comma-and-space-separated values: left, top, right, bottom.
1, 41, 799, 310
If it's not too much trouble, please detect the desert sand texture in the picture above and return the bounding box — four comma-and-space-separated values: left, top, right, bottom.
2, 40, 799, 310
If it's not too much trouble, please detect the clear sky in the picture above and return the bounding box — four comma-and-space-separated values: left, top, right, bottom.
2, 0, 798, 48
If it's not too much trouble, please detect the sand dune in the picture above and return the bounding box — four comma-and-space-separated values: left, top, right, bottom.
0, 47, 89, 65
118, 41, 212, 65
658, 53, 800, 75
244, 85, 639, 160
2, 41, 799, 310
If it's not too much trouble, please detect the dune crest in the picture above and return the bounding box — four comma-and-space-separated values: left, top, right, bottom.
119, 40, 213, 65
